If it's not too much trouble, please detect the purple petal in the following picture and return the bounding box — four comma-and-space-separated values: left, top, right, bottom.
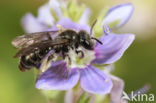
37, 4, 54, 26
102, 3, 134, 28
78, 24, 90, 33
51, 18, 90, 33
36, 61, 79, 90
110, 75, 125, 103
93, 33, 135, 64
80, 66, 112, 94
21, 13, 48, 33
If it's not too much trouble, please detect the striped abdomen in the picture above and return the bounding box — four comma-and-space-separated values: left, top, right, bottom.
19, 47, 52, 72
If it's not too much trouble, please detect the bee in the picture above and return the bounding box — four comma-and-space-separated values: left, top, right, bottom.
12, 20, 102, 72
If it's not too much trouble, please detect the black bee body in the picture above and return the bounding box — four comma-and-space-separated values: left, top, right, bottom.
54, 30, 79, 53
54, 30, 95, 53
12, 21, 102, 72
19, 46, 52, 71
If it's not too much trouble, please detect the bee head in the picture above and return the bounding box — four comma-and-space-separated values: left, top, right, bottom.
78, 31, 102, 50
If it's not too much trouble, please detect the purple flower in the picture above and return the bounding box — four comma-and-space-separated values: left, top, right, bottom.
21, 0, 91, 33
21, 1, 135, 94
35, 18, 135, 94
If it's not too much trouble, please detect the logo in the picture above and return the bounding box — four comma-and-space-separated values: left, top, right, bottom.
122, 91, 155, 102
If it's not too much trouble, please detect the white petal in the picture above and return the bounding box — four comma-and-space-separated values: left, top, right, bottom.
21, 13, 48, 33
49, 0, 64, 19
64, 89, 74, 103
79, 8, 91, 25
110, 75, 125, 103
101, 3, 134, 28
37, 4, 54, 26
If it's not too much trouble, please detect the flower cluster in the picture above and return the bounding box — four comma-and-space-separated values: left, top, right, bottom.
21, 0, 135, 102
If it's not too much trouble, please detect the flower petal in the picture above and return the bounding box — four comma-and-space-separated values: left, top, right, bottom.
21, 13, 48, 33
79, 8, 91, 25
49, 0, 64, 19
110, 75, 125, 103
80, 66, 112, 94
93, 33, 135, 64
36, 61, 80, 90
64, 89, 74, 103
51, 18, 90, 33
101, 3, 134, 28
37, 4, 54, 27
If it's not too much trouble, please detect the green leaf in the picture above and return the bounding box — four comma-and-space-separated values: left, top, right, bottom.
78, 93, 86, 103
84, 97, 91, 103
77, 92, 91, 103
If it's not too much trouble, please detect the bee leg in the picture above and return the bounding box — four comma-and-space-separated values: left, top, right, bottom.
56, 24, 64, 33
39, 53, 55, 73
62, 52, 71, 65
71, 46, 74, 50
66, 55, 71, 66
75, 50, 84, 58
46, 32, 52, 40
47, 54, 54, 61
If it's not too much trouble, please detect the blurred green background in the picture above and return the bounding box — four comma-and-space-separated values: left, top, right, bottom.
0, 0, 155, 103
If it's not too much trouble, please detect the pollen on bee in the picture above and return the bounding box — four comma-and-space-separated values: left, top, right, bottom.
56, 24, 64, 32
65, 47, 96, 69
26, 55, 30, 60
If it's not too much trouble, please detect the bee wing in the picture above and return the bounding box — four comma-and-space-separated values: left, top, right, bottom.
12, 31, 59, 49
14, 39, 68, 58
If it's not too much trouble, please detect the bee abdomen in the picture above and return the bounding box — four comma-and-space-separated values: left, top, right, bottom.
19, 55, 35, 72
19, 47, 52, 71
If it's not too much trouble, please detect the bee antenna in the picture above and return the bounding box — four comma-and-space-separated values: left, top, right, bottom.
91, 37, 103, 45
90, 19, 97, 36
